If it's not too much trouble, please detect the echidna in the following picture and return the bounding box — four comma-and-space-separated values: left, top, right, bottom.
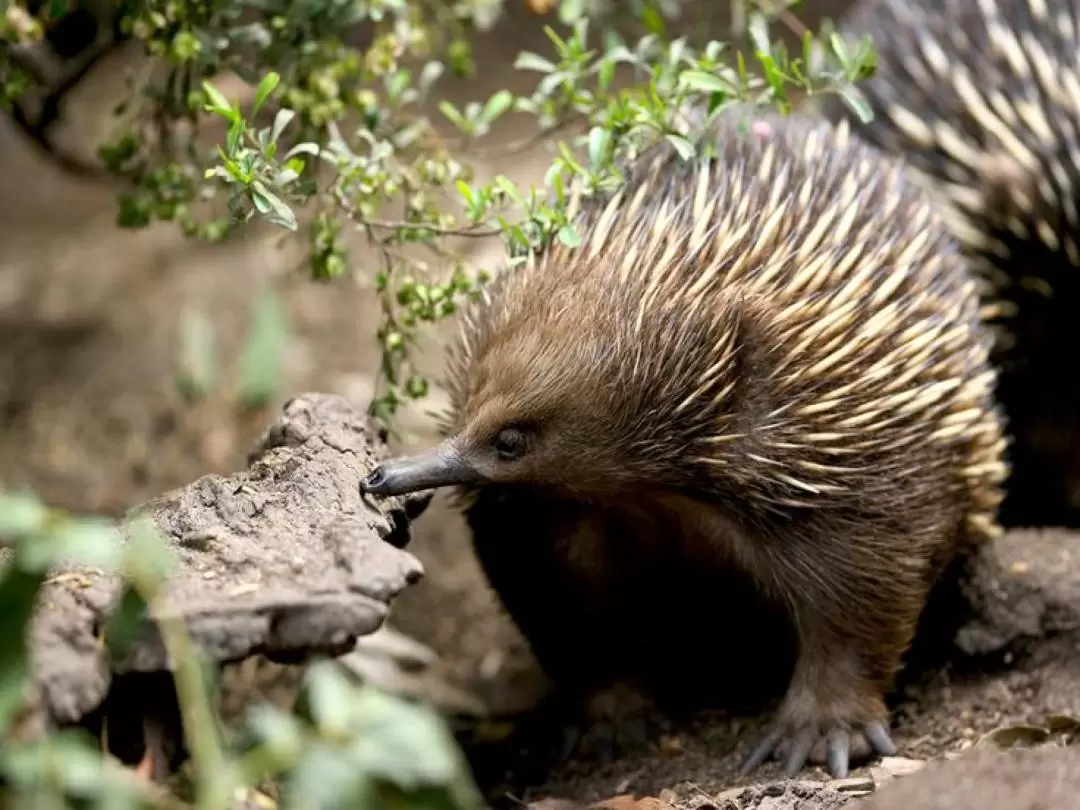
361, 109, 1008, 778
816, 0, 1080, 528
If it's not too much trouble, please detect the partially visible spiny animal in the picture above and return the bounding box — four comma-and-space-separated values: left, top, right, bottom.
817, 0, 1080, 527
360, 109, 1008, 778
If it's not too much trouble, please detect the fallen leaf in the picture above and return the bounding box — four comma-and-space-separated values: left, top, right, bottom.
975, 723, 1050, 749
864, 760, 924, 781
833, 776, 876, 792
528, 800, 586, 810
659, 735, 684, 756
590, 796, 677, 810
1047, 714, 1080, 736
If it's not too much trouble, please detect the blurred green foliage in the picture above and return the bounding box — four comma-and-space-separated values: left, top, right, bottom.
0, 489, 485, 810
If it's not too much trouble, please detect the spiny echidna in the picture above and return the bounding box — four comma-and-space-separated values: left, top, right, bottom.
361, 109, 1008, 778
817, 0, 1080, 528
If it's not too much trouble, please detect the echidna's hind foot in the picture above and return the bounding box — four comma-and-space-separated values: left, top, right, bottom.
739, 713, 895, 779
738, 642, 898, 779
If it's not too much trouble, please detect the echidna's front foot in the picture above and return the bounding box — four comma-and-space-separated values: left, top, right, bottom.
738, 678, 896, 779
558, 681, 657, 764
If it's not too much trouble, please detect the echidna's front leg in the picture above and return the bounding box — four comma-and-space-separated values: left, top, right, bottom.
738, 600, 911, 779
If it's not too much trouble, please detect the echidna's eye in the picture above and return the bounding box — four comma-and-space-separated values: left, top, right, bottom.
494, 427, 528, 461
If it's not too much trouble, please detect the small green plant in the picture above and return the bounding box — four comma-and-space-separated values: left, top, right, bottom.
185, 4, 875, 420
0, 489, 484, 810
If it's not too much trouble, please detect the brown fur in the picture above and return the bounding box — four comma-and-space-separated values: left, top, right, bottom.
425, 110, 1008, 768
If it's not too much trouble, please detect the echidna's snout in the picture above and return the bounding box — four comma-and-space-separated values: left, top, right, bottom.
360, 440, 483, 497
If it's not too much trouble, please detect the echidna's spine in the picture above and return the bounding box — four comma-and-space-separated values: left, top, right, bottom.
818, 0, 1080, 527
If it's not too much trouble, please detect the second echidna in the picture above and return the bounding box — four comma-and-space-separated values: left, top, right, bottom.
361, 109, 1008, 778
817, 0, 1080, 527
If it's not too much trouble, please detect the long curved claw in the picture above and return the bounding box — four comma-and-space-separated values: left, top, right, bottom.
739, 725, 785, 776
826, 728, 852, 779
865, 722, 897, 757
782, 727, 817, 778
740, 720, 893, 779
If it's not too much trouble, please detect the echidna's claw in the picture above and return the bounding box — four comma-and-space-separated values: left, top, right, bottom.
740, 719, 896, 779
865, 721, 897, 756
826, 728, 852, 778
782, 727, 817, 777
738, 725, 785, 775
559, 723, 581, 760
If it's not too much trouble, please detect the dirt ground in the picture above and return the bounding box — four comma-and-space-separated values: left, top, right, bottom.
2, 1, 1078, 808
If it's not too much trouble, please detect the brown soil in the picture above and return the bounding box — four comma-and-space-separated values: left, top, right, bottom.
2, 2, 1078, 808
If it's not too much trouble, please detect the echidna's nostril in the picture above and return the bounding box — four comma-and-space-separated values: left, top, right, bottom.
361, 467, 387, 492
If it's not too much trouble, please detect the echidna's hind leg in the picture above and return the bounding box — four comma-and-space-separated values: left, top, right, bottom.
736, 531, 927, 779
737, 628, 899, 778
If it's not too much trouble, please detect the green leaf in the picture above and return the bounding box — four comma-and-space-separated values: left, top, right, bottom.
679, 70, 734, 94
0, 563, 46, 670
102, 585, 150, 666
344, 685, 484, 807
284, 741, 369, 810
829, 31, 851, 64
237, 287, 289, 408
0, 491, 47, 539
665, 133, 695, 161
301, 662, 355, 736
493, 175, 524, 205
640, 3, 666, 36
270, 108, 296, 143
418, 61, 444, 94
481, 90, 513, 124
514, 51, 555, 73
201, 80, 234, 120
285, 142, 320, 160
244, 704, 304, 764
0, 666, 31, 733
272, 168, 300, 187
226, 115, 244, 157
587, 126, 611, 169
438, 100, 467, 132
837, 85, 873, 124
121, 516, 175, 592
252, 71, 280, 116
747, 12, 770, 56
250, 182, 298, 231
556, 224, 581, 248
22, 516, 120, 572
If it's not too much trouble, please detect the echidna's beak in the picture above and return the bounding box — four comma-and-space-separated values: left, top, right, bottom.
360, 441, 483, 496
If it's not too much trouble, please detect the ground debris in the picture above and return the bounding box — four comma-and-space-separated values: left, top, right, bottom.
525, 795, 678, 810
728, 780, 852, 810
14, 393, 430, 728
859, 745, 1080, 810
